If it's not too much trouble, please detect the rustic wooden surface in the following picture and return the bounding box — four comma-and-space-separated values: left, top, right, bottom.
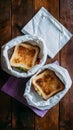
0, 0, 73, 130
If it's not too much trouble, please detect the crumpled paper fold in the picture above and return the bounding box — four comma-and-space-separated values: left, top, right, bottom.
1, 35, 47, 78
24, 63, 72, 110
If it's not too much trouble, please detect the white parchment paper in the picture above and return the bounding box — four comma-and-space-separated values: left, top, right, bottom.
24, 63, 72, 110
1, 35, 47, 78
21, 7, 73, 58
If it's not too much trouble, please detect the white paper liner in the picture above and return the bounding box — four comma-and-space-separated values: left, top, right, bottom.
24, 63, 72, 110
1, 35, 47, 78
21, 7, 73, 58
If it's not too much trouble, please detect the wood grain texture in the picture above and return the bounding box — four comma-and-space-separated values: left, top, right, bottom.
11, 0, 34, 130
34, 1, 59, 130
11, 0, 34, 37
0, 0, 11, 80
0, 0, 12, 130
35, 105, 59, 130
60, 0, 73, 130
35, 0, 59, 19
12, 100, 34, 130
0, 0, 11, 46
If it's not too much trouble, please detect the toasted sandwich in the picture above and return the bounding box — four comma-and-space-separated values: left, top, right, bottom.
32, 69, 65, 100
10, 42, 40, 71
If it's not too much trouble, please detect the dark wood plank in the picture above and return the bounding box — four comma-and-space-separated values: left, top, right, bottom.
0, 0, 11, 45
11, 0, 34, 37
11, 100, 34, 130
34, 0, 59, 130
0, 0, 11, 80
11, 0, 34, 129
0, 0, 12, 130
35, 105, 59, 130
60, 0, 73, 130
35, 0, 59, 19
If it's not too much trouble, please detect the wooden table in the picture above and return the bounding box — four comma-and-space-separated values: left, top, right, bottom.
0, 0, 73, 130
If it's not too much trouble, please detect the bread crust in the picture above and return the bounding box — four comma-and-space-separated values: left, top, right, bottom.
10, 42, 40, 71
32, 69, 65, 100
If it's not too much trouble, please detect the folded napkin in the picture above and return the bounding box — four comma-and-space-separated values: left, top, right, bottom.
21, 7, 72, 58
1, 76, 48, 117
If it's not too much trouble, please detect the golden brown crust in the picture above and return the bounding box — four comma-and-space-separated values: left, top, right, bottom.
13, 45, 36, 67
32, 69, 65, 100
10, 42, 40, 71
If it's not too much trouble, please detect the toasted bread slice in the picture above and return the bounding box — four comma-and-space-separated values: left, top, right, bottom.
32, 69, 65, 100
10, 42, 40, 71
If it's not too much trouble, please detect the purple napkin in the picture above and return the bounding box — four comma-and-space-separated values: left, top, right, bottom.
1, 76, 48, 117
1, 61, 59, 117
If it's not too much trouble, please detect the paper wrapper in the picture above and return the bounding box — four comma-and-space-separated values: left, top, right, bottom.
1, 61, 58, 117
1, 35, 47, 78
24, 63, 72, 110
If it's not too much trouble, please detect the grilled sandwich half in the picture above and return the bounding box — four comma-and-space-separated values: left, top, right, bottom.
10, 42, 40, 71
32, 69, 65, 100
